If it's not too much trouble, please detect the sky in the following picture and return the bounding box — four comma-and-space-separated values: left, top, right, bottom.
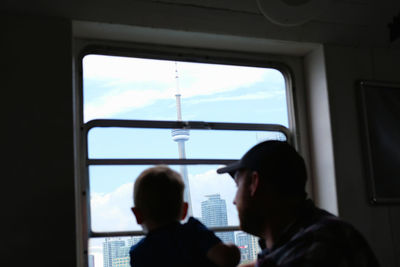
82, 54, 288, 266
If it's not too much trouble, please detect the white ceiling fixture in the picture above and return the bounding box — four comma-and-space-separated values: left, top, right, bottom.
256, 0, 333, 26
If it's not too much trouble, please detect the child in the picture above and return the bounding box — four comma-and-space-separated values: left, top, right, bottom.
130, 165, 240, 267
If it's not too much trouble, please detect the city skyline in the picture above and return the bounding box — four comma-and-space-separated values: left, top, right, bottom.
95, 194, 260, 267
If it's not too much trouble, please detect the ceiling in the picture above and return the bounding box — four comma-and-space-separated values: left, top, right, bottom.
2, 0, 400, 47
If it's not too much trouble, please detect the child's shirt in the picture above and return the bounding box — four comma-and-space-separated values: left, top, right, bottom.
130, 217, 221, 267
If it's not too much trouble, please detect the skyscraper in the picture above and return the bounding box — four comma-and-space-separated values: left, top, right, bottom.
103, 237, 142, 267
236, 232, 251, 262
235, 232, 261, 263
201, 194, 235, 244
103, 238, 126, 267
249, 234, 261, 260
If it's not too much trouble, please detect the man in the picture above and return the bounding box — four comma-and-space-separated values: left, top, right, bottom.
217, 140, 379, 267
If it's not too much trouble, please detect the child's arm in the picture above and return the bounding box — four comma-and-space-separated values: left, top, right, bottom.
207, 242, 241, 267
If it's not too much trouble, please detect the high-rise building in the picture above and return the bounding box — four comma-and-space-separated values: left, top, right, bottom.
235, 232, 261, 263
103, 238, 126, 267
201, 194, 235, 244
236, 232, 251, 262
103, 237, 142, 267
249, 234, 261, 260
112, 257, 130, 267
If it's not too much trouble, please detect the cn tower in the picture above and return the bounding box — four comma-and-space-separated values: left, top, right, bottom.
171, 62, 193, 217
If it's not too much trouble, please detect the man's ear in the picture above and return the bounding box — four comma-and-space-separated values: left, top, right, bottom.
249, 171, 260, 197
181, 202, 188, 220
131, 207, 144, 224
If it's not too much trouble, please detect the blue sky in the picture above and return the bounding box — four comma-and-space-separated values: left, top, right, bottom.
83, 54, 288, 234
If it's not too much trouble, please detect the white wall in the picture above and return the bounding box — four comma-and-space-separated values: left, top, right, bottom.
304, 46, 338, 216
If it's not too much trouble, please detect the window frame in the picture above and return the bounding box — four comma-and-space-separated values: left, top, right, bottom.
73, 41, 303, 267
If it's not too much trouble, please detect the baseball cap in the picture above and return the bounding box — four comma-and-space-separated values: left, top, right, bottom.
217, 140, 307, 195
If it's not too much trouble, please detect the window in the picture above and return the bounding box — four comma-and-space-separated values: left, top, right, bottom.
78, 51, 292, 267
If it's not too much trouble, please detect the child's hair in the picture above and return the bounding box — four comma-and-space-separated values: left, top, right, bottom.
134, 165, 185, 224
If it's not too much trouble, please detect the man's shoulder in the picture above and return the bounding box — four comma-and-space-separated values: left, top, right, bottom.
258, 201, 379, 267
301, 206, 364, 243
267, 205, 380, 267
293, 217, 379, 266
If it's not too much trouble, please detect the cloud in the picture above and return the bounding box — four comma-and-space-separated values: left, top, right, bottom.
83, 55, 176, 84
84, 87, 175, 121
174, 63, 268, 99
83, 55, 283, 121
90, 182, 138, 232
185, 90, 284, 105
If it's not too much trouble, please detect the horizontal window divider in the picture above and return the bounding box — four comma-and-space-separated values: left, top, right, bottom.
208, 225, 241, 232
87, 158, 238, 166
91, 230, 145, 238
84, 119, 290, 138
90, 226, 240, 238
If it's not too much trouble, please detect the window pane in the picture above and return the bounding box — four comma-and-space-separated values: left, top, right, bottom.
83, 53, 291, 267
89, 165, 238, 232
88, 127, 286, 159
83, 55, 288, 126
